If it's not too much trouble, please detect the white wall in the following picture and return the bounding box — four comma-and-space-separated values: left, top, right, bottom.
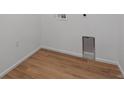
0, 15, 41, 75
119, 15, 124, 74
41, 14, 121, 64
0, 14, 123, 77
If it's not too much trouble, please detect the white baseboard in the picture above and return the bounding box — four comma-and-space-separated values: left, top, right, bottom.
41, 45, 83, 58
41, 45, 118, 65
0, 46, 41, 78
96, 58, 118, 65
117, 62, 124, 78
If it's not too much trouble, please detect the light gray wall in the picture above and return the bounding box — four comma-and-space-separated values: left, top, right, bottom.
119, 15, 124, 74
41, 14, 121, 64
0, 15, 41, 74
0, 14, 123, 76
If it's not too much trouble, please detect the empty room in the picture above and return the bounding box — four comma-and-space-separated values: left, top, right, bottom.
0, 14, 124, 79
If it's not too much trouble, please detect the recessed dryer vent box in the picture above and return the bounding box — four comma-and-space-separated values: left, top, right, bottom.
82, 36, 95, 60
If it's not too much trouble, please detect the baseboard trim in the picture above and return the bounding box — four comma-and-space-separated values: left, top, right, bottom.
96, 58, 118, 65
0, 46, 41, 78
41, 45, 82, 57
41, 45, 118, 65
117, 62, 124, 78
41, 45, 83, 58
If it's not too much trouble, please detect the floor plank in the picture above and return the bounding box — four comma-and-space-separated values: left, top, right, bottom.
3, 48, 123, 79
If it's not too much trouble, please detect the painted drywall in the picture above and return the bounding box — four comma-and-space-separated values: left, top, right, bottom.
0, 14, 123, 77
119, 15, 124, 74
0, 15, 41, 75
41, 14, 121, 64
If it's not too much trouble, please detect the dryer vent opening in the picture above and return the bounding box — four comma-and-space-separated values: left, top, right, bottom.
82, 36, 95, 60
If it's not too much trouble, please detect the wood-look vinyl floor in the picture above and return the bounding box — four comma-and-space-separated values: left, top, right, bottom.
3, 49, 123, 79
